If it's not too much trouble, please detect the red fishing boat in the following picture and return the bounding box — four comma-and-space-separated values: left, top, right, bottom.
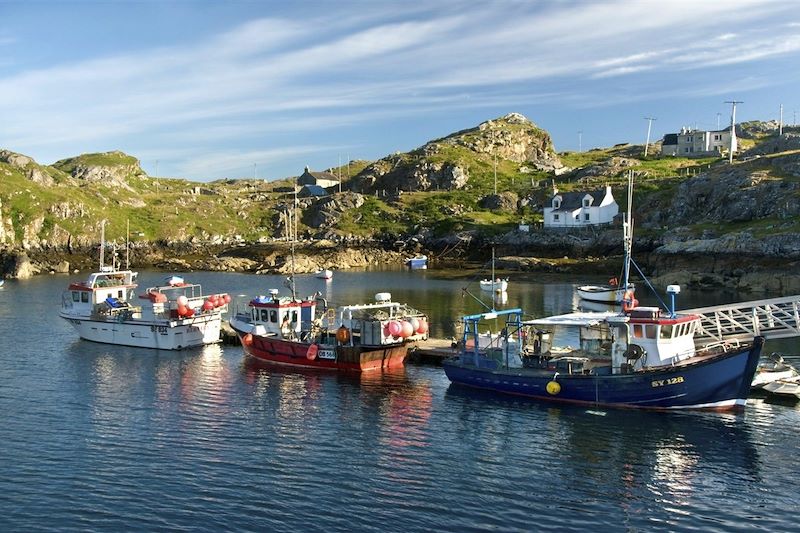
229, 290, 429, 371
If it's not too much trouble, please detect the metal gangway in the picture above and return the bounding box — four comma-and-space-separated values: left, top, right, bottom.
683, 295, 800, 346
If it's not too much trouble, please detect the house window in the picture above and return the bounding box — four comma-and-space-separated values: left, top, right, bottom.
714, 134, 721, 141
553, 199, 561, 209
583, 199, 590, 207
687, 136, 693, 142
584, 213, 590, 221
553, 214, 560, 221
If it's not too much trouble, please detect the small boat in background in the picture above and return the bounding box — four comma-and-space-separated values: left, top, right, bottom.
406, 255, 428, 270
762, 378, 800, 400
576, 280, 634, 304
315, 269, 333, 280
751, 352, 799, 389
0, 280, 4, 288
576, 171, 635, 306
480, 247, 508, 293
480, 278, 508, 293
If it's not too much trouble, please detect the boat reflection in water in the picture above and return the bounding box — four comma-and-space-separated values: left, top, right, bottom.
242, 358, 434, 454
445, 384, 762, 527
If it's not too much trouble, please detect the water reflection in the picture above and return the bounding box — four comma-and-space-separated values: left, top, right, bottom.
443, 384, 761, 528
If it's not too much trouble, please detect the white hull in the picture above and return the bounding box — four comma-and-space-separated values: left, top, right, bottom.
576, 284, 632, 304
480, 279, 508, 292
60, 312, 222, 350
762, 378, 800, 399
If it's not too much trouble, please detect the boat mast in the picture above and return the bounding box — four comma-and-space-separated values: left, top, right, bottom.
289, 178, 298, 301
126, 219, 130, 269
622, 170, 634, 287
99, 220, 105, 270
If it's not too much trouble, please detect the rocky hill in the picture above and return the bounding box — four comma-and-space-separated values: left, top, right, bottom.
1, 115, 800, 291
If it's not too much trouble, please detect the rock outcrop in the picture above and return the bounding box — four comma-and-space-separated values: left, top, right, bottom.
351, 113, 563, 193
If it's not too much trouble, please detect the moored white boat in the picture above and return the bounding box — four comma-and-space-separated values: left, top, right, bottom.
58, 223, 228, 350
751, 352, 799, 388
315, 269, 333, 280
480, 278, 508, 293
60, 270, 229, 350
406, 255, 428, 270
762, 377, 800, 399
576, 282, 634, 304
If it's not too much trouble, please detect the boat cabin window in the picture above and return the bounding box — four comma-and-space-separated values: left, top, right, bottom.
659, 324, 673, 339
81, 292, 89, 303
270, 310, 278, 323
72, 291, 80, 302
260, 309, 269, 322
632, 324, 643, 338
645, 325, 657, 339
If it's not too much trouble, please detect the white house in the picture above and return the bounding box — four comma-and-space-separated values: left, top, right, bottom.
661, 127, 736, 157
543, 185, 618, 228
297, 166, 340, 189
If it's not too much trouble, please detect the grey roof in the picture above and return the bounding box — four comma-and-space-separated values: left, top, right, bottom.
550, 188, 607, 212
298, 184, 328, 197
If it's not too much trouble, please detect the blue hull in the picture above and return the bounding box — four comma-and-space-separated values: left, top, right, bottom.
443, 337, 764, 410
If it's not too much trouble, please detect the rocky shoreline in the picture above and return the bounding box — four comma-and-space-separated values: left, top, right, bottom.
3, 229, 800, 295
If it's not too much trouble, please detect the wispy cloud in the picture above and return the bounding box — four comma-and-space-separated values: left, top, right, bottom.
0, 0, 797, 179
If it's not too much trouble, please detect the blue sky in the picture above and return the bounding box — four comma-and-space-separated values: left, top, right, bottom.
1, 0, 799, 182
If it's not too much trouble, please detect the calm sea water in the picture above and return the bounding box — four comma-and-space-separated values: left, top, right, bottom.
1, 269, 798, 532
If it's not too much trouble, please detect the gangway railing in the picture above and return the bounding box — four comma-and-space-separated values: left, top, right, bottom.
684, 295, 800, 345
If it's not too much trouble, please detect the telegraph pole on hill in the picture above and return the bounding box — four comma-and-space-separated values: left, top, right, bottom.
643, 117, 657, 157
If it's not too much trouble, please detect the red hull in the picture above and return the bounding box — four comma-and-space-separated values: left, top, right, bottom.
239, 333, 408, 372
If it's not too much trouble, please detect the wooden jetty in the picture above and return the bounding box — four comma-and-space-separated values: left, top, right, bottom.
408, 338, 458, 364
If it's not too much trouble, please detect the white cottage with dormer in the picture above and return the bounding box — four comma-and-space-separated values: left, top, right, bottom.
543, 185, 618, 228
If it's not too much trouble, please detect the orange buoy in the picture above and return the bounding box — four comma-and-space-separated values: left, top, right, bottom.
243, 333, 254, 346
622, 290, 636, 312
336, 325, 351, 344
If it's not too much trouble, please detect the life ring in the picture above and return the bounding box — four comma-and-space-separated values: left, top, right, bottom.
621, 290, 637, 312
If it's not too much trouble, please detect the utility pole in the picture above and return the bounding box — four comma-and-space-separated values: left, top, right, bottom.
779, 104, 784, 135
724, 100, 742, 164
578, 130, 583, 153
716, 112, 721, 130
643, 117, 656, 157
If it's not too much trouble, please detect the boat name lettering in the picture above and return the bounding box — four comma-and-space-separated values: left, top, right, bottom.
150, 325, 169, 334
318, 349, 336, 360
651, 376, 684, 388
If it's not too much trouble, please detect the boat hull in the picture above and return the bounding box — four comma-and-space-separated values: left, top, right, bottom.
236, 332, 408, 372
59, 312, 222, 350
443, 338, 764, 410
576, 284, 632, 304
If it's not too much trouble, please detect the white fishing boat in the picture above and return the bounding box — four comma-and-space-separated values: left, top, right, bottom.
59, 222, 229, 350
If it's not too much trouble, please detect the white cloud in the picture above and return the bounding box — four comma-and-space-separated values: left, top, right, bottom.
0, 0, 798, 179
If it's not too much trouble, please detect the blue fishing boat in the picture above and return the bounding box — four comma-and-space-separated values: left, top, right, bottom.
443, 287, 764, 411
